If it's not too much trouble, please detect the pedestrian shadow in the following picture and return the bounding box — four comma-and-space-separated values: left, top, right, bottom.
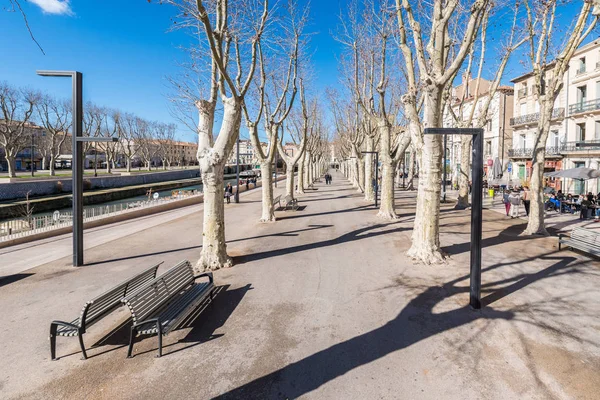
217, 251, 589, 399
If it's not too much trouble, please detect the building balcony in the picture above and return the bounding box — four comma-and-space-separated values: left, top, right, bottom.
509, 108, 565, 127
576, 66, 587, 76
517, 88, 527, 98
569, 98, 600, 114
560, 140, 600, 152
508, 146, 563, 158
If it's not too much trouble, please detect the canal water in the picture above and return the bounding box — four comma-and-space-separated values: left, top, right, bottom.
20, 177, 242, 221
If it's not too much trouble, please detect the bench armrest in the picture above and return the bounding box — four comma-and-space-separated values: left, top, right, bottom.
51, 320, 80, 330
193, 272, 214, 284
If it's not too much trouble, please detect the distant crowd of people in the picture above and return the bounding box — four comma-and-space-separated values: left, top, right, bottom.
544, 190, 600, 220
224, 177, 258, 204
503, 187, 600, 221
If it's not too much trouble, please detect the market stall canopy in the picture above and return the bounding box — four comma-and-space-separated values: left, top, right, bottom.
544, 167, 600, 180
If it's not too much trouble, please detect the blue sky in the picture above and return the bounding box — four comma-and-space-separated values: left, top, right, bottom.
0, 0, 344, 142
0, 1, 590, 142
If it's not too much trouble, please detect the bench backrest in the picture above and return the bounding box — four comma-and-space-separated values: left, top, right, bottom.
122, 260, 195, 325
79, 263, 161, 331
571, 228, 600, 247
284, 195, 293, 204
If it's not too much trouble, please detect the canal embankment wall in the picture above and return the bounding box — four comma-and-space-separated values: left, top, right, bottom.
0, 175, 286, 249
0, 169, 200, 201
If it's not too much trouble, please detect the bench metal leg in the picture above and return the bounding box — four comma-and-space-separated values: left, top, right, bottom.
157, 333, 163, 358
127, 327, 137, 359
49, 323, 58, 361
78, 330, 88, 360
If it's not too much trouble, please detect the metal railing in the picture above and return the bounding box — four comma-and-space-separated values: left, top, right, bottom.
0, 191, 201, 242
561, 139, 600, 152
569, 98, 600, 114
509, 108, 565, 126
508, 146, 563, 158
517, 88, 528, 98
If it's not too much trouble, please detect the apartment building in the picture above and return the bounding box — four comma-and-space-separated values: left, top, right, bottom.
508, 39, 600, 194
444, 76, 514, 184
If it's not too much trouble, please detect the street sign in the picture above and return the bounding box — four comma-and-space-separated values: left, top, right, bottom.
52, 211, 60, 222
153, 192, 159, 200
507, 162, 512, 173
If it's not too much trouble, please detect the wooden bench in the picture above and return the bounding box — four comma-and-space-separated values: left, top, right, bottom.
49, 262, 162, 360
274, 195, 282, 209
558, 228, 600, 258
283, 195, 299, 211
122, 260, 214, 358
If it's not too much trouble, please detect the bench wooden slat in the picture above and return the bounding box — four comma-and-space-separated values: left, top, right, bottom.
50, 262, 162, 361
558, 228, 600, 258
122, 260, 214, 358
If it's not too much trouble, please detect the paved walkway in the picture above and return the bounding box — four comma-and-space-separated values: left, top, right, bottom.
1, 172, 599, 399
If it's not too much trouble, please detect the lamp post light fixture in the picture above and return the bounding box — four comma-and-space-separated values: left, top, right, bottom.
36, 70, 118, 267
424, 127, 484, 309
361, 151, 379, 208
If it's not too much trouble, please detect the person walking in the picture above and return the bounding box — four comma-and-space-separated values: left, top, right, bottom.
502, 190, 511, 217
225, 183, 233, 204
329, 174, 333, 184
522, 186, 531, 216
508, 190, 521, 219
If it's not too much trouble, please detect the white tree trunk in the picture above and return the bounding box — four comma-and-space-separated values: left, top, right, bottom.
297, 154, 305, 194
42, 156, 47, 170
406, 150, 416, 190
260, 162, 275, 222
364, 140, 374, 201
524, 105, 553, 235
456, 137, 472, 209
377, 160, 398, 219
197, 164, 232, 270
6, 155, 16, 178
127, 158, 132, 172
286, 163, 295, 199
407, 89, 445, 263
49, 154, 56, 176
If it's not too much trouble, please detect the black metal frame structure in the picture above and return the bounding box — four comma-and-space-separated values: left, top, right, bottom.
361, 151, 379, 208
36, 71, 118, 266
424, 128, 484, 309
235, 137, 254, 203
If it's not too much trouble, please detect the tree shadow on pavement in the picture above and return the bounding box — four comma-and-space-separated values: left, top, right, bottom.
217, 252, 588, 399
0, 273, 34, 287
233, 222, 409, 264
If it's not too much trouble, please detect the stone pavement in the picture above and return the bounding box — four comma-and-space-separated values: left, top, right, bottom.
1, 172, 599, 399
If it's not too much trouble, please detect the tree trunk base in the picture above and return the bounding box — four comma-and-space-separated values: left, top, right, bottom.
260, 215, 277, 223
522, 227, 549, 236
195, 251, 232, 272
376, 210, 398, 220
406, 245, 446, 265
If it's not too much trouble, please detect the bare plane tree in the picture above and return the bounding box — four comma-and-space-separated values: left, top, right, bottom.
0, 82, 38, 177
522, 0, 598, 235
166, 0, 269, 270
396, 0, 490, 264
36, 94, 72, 176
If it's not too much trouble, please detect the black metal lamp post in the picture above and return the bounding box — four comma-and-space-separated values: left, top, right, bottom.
361, 151, 379, 208
37, 70, 118, 267
425, 128, 484, 309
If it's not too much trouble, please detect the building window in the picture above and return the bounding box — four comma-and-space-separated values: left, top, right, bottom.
519, 134, 526, 148
485, 140, 492, 156
552, 130, 559, 148
576, 123, 586, 142
578, 57, 586, 74
577, 85, 587, 103
596, 121, 600, 139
